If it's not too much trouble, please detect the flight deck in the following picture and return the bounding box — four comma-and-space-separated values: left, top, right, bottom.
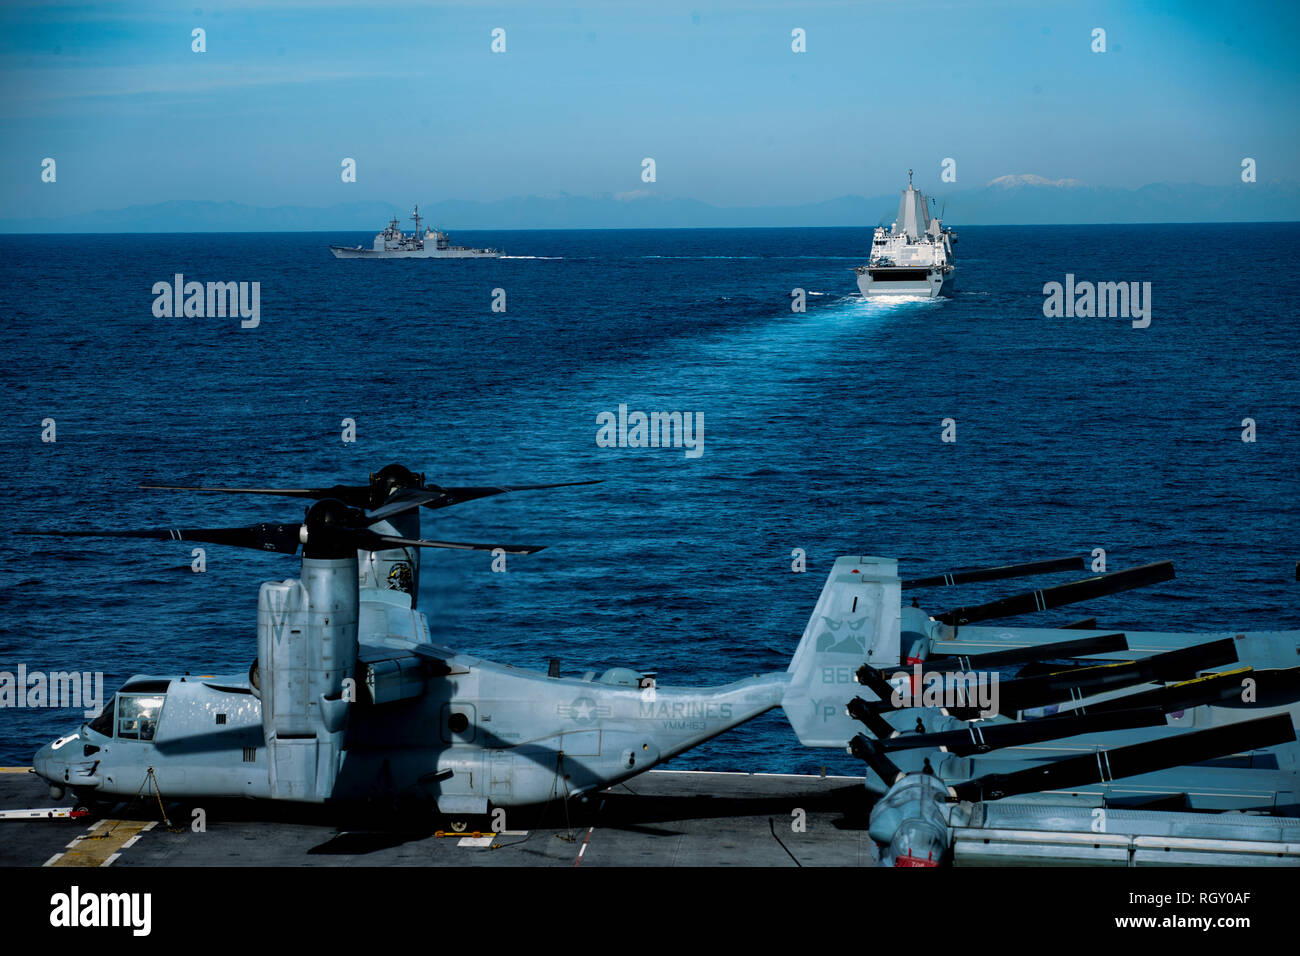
0, 767, 877, 867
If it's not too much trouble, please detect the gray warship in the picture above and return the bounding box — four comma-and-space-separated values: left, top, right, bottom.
330, 205, 501, 258
856, 170, 956, 297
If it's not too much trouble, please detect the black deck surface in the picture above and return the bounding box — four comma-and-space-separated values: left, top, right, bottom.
0, 768, 877, 867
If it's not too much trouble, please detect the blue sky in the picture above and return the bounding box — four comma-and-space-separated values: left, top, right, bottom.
1, 0, 1296, 218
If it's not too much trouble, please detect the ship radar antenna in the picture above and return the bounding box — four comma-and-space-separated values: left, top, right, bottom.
908, 168, 913, 187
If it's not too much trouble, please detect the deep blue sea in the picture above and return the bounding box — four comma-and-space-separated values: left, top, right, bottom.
1, 224, 1297, 773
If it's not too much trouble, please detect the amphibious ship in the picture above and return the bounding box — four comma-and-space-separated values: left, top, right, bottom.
856, 171, 955, 297
330, 205, 501, 258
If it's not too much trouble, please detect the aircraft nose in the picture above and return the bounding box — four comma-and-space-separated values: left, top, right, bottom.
32, 741, 57, 790
33, 733, 79, 788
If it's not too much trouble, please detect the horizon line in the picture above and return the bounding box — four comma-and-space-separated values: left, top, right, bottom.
3, 220, 1300, 235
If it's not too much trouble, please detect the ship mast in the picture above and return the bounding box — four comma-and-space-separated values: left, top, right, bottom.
411, 204, 422, 238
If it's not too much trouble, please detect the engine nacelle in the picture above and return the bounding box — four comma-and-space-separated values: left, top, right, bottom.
256, 557, 358, 801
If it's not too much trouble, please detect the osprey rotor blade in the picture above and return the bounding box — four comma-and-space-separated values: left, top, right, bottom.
902, 555, 1085, 591
141, 472, 602, 513
20, 522, 304, 554
990, 637, 1238, 714
1061, 667, 1251, 716
925, 632, 1129, 671
858, 637, 1238, 717
855, 663, 902, 706
1205, 667, 1300, 709
23, 496, 548, 561
363, 489, 444, 524
846, 697, 899, 738
421, 480, 603, 510
936, 560, 1176, 626
362, 533, 545, 555
848, 733, 907, 788
139, 482, 371, 506
875, 706, 1169, 756
949, 713, 1296, 803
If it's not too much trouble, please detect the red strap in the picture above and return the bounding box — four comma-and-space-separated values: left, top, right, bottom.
895, 851, 939, 867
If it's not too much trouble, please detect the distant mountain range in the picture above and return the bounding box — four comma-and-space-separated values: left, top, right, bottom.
4, 179, 1297, 232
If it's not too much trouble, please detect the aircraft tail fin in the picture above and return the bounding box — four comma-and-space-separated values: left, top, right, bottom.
781, 556, 901, 747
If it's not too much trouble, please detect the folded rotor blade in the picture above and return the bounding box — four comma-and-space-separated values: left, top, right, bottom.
855, 663, 902, 706
926, 632, 1128, 671
847, 696, 900, 739
1067, 667, 1251, 716
859, 637, 1238, 718
950, 713, 1296, 803
903, 556, 1085, 591
876, 706, 1169, 756
993, 637, 1238, 714
1207, 666, 1300, 710
936, 561, 1175, 626
848, 734, 907, 787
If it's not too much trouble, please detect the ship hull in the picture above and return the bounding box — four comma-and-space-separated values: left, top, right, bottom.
857, 268, 954, 298
329, 246, 499, 259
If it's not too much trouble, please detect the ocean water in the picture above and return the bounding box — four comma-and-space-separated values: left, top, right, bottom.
0, 224, 1296, 773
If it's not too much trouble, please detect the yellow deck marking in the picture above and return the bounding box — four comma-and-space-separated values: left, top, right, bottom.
0, 767, 33, 774
455, 830, 527, 847
46, 820, 156, 867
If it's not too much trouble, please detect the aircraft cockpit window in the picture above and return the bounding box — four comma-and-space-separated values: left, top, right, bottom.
117, 694, 165, 741
88, 697, 115, 736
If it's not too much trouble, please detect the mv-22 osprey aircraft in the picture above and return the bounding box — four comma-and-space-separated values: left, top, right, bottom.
23, 464, 826, 820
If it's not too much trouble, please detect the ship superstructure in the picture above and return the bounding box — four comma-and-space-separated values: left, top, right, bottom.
330, 205, 501, 258
856, 171, 955, 297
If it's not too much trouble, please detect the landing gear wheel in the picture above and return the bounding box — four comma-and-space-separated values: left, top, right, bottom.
70, 793, 106, 821
449, 820, 468, 833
